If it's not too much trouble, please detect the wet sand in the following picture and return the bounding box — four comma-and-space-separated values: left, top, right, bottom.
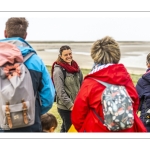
29, 41, 150, 75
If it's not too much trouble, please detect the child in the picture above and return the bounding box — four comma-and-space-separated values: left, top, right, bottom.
136, 53, 150, 132
41, 113, 58, 132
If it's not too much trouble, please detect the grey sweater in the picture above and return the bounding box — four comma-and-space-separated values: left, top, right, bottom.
53, 64, 83, 110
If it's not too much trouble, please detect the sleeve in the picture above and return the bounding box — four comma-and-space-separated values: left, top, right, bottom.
39, 61, 55, 115
135, 78, 145, 111
25, 54, 55, 115
126, 78, 140, 112
79, 69, 83, 85
71, 82, 90, 131
135, 78, 145, 99
53, 67, 73, 109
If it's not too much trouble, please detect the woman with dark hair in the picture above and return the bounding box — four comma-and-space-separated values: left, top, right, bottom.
51, 45, 83, 132
71, 36, 147, 132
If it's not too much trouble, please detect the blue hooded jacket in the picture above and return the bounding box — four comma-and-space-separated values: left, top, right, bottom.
0, 37, 55, 132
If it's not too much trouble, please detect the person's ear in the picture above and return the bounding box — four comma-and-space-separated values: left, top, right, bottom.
4, 30, 7, 38
147, 63, 150, 68
59, 54, 63, 60
49, 127, 55, 132
23, 32, 27, 39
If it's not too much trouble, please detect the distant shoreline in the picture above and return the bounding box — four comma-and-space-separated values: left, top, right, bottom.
46, 64, 145, 75
31, 42, 149, 75
28, 41, 150, 44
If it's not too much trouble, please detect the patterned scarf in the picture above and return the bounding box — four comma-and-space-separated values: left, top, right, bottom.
89, 63, 114, 74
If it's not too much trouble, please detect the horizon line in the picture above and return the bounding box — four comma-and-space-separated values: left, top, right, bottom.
27, 40, 150, 43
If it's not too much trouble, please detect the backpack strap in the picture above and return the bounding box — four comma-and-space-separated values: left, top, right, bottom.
90, 77, 107, 124
5, 103, 12, 128
22, 100, 29, 124
23, 52, 40, 105
23, 52, 35, 62
60, 66, 66, 79
90, 78, 110, 88
92, 108, 104, 124
78, 69, 83, 85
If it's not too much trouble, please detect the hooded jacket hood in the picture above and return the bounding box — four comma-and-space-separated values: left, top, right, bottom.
0, 37, 36, 57
85, 63, 131, 86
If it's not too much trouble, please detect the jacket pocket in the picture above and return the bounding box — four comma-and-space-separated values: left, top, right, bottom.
1, 101, 30, 129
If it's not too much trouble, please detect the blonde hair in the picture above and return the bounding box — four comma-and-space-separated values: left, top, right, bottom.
91, 36, 120, 64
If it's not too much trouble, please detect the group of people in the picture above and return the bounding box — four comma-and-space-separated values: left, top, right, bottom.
0, 17, 149, 133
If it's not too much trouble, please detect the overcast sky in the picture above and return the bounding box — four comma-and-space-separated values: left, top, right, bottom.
0, 12, 150, 41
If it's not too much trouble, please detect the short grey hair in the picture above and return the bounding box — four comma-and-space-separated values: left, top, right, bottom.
91, 36, 121, 64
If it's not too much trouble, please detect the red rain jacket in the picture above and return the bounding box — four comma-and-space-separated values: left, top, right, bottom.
71, 64, 147, 132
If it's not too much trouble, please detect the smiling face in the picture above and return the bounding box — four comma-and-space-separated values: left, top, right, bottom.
60, 49, 73, 65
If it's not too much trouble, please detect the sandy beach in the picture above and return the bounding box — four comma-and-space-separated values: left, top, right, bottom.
29, 41, 150, 75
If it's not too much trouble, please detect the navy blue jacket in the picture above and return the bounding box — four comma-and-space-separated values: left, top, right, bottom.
136, 68, 150, 131
0, 37, 55, 132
